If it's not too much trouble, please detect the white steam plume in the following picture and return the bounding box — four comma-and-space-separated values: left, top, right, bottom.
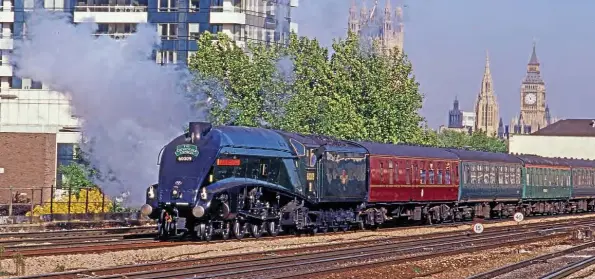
13, 10, 207, 205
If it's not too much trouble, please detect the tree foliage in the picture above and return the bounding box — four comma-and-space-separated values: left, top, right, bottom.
435, 130, 508, 153
188, 31, 433, 144
57, 146, 103, 195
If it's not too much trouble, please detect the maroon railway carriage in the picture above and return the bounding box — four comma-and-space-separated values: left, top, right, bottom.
356, 142, 460, 203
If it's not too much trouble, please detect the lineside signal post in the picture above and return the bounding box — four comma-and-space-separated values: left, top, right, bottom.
514, 212, 524, 224
472, 223, 484, 234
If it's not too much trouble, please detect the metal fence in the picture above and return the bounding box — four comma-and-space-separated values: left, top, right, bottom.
0, 186, 141, 224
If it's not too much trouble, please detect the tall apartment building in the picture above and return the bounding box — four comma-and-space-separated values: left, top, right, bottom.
0, 0, 299, 193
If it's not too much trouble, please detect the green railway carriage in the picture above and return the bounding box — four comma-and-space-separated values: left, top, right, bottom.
447, 149, 524, 202
515, 155, 572, 200
570, 159, 595, 199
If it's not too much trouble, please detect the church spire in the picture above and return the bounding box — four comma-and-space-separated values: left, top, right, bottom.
529, 41, 539, 65
474, 50, 499, 137
348, 0, 359, 34
480, 50, 493, 96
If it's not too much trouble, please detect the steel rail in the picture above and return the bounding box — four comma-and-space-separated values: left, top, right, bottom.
467, 241, 595, 279
540, 254, 595, 279
0, 225, 156, 239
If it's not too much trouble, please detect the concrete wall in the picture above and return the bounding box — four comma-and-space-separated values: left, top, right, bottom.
509, 134, 595, 160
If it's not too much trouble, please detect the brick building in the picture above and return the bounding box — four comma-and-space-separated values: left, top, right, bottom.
0, 133, 57, 203
0, 90, 80, 205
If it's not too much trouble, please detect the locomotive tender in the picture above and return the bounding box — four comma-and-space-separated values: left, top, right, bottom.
141, 122, 595, 240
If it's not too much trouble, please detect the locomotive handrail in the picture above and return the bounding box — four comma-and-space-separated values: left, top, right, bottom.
157, 146, 165, 165
220, 144, 297, 156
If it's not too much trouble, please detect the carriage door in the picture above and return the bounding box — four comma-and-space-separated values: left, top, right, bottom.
305, 148, 318, 199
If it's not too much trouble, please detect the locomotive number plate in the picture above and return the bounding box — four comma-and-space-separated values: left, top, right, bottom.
307, 172, 315, 181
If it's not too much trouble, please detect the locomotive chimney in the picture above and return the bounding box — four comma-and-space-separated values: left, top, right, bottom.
189, 122, 212, 143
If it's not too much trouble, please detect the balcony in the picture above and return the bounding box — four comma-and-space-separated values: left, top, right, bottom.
93, 32, 134, 40
0, 6, 14, 23
73, 5, 148, 23
209, 6, 245, 25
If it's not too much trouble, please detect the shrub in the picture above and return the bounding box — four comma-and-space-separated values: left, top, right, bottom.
27, 187, 113, 216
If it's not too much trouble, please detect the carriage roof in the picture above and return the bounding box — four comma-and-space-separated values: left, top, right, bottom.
356, 141, 459, 160
446, 148, 523, 164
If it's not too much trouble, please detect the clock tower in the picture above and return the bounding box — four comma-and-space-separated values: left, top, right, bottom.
518, 43, 548, 131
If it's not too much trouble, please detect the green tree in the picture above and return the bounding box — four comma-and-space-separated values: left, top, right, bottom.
189, 32, 282, 127
189, 31, 432, 145
58, 146, 98, 194
59, 163, 95, 194
436, 130, 508, 153
327, 32, 427, 143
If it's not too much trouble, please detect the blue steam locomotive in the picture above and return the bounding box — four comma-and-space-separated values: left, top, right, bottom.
141, 122, 595, 241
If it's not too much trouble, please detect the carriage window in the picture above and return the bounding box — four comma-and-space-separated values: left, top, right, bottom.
420, 169, 426, 184
429, 170, 435, 184
380, 162, 384, 183
388, 161, 394, 184
394, 163, 399, 184
489, 171, 496, 184
437, 170, 443, 184
406, 167, 411, 184
470, 167, 477, 184
445, 170, 451, 184
260, 163, 268, 177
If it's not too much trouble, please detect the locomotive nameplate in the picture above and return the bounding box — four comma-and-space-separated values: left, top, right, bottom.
175, 144, 199, 162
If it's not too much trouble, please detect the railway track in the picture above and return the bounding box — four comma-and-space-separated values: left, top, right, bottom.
0, 225, 156, 240
17, 217, 595, 279
541, 254, 595, 279
3, 215, 593, 259
469, 231, 595, 279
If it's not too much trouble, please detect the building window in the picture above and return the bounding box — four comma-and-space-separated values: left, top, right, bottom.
211, 24, 223, 34
188, 23, 200, 40
156, 51, 177, 64
189, 0, 199, 11
158, 0, 177, 11
56, 143, 77, 189
159, 23, 178, 40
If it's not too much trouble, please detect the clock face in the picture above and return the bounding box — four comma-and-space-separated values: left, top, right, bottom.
524, 93, 536, 105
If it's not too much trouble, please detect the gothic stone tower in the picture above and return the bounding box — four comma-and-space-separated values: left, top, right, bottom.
474, 51, 500, 137
348, 0, 404, 55
519, 43, 548, 131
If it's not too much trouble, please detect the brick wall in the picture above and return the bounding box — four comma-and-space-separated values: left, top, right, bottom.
0, 133, 56, 204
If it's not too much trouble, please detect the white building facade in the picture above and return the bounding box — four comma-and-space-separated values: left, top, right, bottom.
508, 119, 595, 160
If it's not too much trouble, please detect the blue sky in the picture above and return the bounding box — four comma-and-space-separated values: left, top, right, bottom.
294, 0, 595, 128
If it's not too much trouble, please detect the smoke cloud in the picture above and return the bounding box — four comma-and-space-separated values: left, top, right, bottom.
13, 10, 206, 205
